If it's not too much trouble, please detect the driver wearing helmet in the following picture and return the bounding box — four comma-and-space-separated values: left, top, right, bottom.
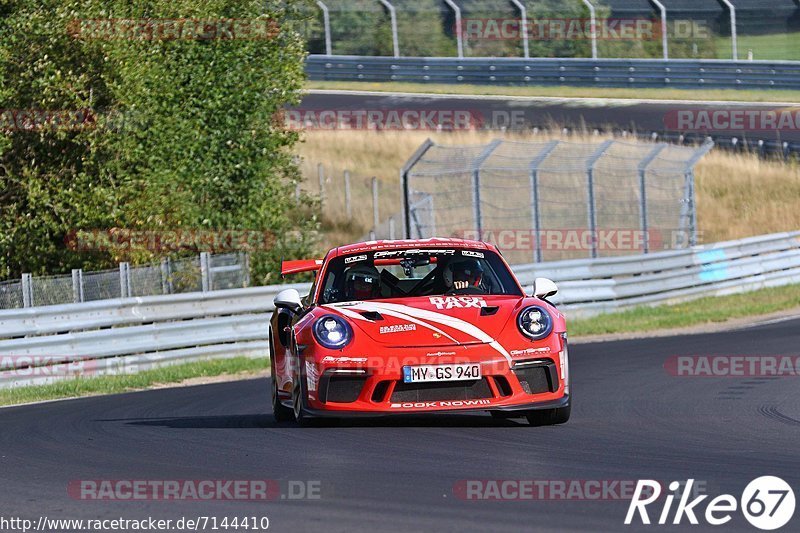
444, 259, 484, 293
344, 265, 382, 301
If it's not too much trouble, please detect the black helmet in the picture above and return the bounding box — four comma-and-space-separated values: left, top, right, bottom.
344, 265, 381, 300
444, 259, 483, 288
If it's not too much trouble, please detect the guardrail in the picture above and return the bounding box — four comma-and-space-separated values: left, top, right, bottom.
515, 231, 800, 316
2, 231, 799, 389
0, 284, 307, 389
306, 55, 800, 90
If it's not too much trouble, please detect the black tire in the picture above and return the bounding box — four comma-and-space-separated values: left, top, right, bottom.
270, 331, 294, 422
292, 378, 316, 427
272, 377, 294, 422
525, 401, 571, 426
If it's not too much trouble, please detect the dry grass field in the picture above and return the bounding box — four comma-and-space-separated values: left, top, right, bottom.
294, 130, 800, 250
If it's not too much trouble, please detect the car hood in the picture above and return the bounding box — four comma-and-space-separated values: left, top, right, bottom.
319, 295, 523, 347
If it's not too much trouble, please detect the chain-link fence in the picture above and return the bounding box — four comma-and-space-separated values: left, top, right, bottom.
400, 138, 713, 265
0, 253, 250, 310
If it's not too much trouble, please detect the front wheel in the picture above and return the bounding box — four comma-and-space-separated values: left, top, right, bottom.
270, 332, 294, 422
292, 379, 317, 427
272, 377, 294, 422
525, 400, 571, 426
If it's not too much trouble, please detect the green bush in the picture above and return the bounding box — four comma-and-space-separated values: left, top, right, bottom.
0, 0, 319, 285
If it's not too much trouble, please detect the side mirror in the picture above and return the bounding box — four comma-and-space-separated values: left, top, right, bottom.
533, 277, 558, 299
274, 288, 303, 312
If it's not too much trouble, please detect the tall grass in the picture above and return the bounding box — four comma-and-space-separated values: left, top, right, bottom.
294, 130, 800, 250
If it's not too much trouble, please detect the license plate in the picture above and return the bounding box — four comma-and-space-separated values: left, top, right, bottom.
402, 363, 482, 383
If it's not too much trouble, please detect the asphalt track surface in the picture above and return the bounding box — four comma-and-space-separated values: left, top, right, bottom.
2, 316, 800, 532
297, 91, 800, 147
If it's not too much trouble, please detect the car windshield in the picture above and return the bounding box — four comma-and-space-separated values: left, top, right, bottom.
318, 248, 523, 304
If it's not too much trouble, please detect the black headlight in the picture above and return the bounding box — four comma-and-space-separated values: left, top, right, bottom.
517, 305, 553, 340
313, 315, 353, 349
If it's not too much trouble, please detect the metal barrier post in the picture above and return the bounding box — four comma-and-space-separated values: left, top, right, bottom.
378, 0, 400, 57
119, 262, 131, 298
71, 269, 84, 303
649, 0, 669, 60
344, 170, 352, 221
200, 253, 211, 292
529, 140, 560, 262
684, 141, 715, 246
318, 163, 326, 204
161, 258, 172, 294
585, 140, 614, 259
510, 0, 529, 58
21, 273, 33, 308
581, 0, 599, 59
638, 143, 668, 253
400, 138, 434, 238
443, 0, 464, 58
316, 1, 332, 55
472, 140, 502, 237
372, 177, 380, 231
242, 253, 251, 288
719, 0, 738, 59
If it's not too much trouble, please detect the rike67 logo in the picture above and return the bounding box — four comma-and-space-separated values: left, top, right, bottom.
626, 477, 795, 530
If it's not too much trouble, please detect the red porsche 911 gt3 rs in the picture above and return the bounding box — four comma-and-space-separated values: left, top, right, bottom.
269, 238, 570, 426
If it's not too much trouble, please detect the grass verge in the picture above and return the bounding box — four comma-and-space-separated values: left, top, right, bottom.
306, 80, 800, 104
569, 284, 800, 337
0, 356, 267, 408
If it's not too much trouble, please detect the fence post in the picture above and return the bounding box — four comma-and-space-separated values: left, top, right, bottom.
242, 252, 251, 288
371, 177, 380, 232
651, 0, 669, 59
529, 140, 560, 263
377, 0, 400, 58
200, 252, 211, 292
683, 140, 714, 247
161, 258, 172, 295
719, 0, 738, 59
400, 139, 435, 239
344, 170, 352, 221
472, 140, 502, 238
638, 143, 668, 254
581, 0, 599, 59
71, 269, 84, 303
318, 163, 326, 204
21, 273, 33, 308
585, 140, 614, 259
119, 262, 131, 298
443, 0, 464, 58
315, 1, 333, 55
509, 0, 529, 58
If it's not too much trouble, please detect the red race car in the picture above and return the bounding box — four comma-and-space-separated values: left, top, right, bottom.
270, 238, 570, 426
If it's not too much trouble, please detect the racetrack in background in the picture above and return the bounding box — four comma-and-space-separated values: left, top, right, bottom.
297, 91, 800, 153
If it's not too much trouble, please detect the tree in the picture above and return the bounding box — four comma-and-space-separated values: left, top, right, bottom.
0, 0, 318, 284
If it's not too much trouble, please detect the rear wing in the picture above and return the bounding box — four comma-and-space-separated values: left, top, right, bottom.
281, 259, 323, 276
